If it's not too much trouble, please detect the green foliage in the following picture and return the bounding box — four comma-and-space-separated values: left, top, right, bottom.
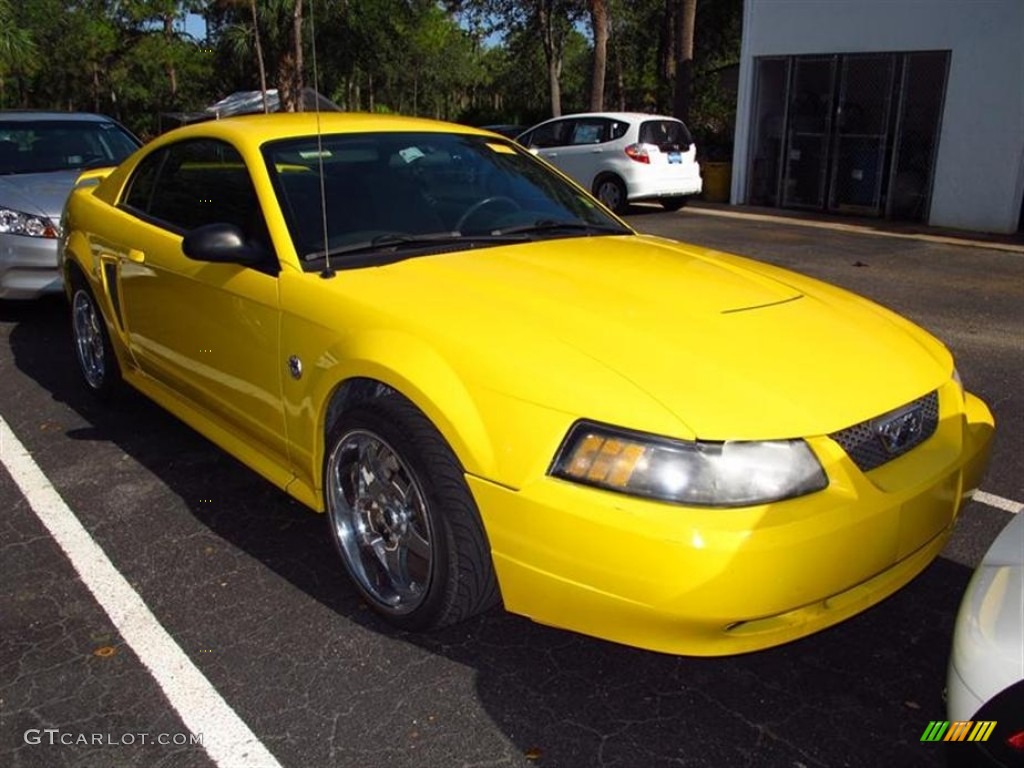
6, 0, 741, 139
0, 0, 40, 108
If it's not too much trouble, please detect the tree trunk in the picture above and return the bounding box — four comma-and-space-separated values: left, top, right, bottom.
548, 58, 562, 116
588, 0, 609, 111
658, 0, 676, 112
291, 0, 304, 111
672, 0, 696, 122
538, 1, 562, 116
163, 14, 177, 101
250, 0, 269, 114
279, 53, 297, 112
613, 27, 625, 111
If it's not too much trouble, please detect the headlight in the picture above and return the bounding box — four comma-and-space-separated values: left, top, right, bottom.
550, 422, 828, 507
0, 207, 59, 238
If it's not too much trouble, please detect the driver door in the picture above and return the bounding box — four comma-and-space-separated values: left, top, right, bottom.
553, 118, 612, 189
115, 138, 289, 467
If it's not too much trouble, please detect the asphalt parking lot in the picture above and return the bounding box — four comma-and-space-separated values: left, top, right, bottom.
2, 206, 1022, 768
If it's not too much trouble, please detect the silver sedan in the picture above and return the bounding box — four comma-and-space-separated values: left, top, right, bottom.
1, 111, 139, 299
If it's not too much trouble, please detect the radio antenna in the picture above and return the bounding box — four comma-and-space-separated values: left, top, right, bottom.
308, 0, 334, 278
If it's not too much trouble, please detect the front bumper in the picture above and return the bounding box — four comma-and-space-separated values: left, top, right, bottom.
0, 232, 62, 299
470, 388, 994, 655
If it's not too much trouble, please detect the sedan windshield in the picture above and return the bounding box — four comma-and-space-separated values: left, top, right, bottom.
263, 131, 631, 267
0, 120, 139, 175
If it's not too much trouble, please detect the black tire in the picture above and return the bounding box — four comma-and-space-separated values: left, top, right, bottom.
593, 175, 629, 214
660, 196, 688, 212
68, 270, 122, 401
323, 396, 499, 630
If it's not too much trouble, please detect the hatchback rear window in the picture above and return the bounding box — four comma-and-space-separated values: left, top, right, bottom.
639, 120, 693, 152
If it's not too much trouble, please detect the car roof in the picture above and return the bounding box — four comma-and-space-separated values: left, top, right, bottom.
0, 111, 120, 123
148, 112, 497, 151
531, 112, 683, 125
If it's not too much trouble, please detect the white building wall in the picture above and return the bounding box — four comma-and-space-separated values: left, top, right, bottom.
733, 0, 1024, 233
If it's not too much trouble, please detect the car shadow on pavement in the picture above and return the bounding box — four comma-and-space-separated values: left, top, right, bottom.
6, 298, 969, 768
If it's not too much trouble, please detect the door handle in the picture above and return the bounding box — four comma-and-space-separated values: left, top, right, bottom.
126, 248, 145, 263
590, 149, 604, 154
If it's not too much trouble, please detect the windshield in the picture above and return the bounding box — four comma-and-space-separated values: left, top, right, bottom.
263, 131, 630, 268
0, 119, 140, 175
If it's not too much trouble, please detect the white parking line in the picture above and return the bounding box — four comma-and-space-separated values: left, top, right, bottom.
973, 490, 1024, 514
0, 417, 283, 768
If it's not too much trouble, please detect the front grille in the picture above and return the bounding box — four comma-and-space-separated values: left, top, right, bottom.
829, 391, 939, 473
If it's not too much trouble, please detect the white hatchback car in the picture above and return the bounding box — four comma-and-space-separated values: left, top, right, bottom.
516, 112, 702, 214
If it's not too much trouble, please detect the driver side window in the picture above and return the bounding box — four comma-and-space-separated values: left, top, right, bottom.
122, 139, 267, 247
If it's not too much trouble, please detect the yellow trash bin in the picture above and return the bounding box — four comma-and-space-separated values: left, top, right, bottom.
701, 162, 732, 203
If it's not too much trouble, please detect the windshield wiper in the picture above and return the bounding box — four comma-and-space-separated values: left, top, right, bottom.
303, 231, 526, 262
490, 220, 630, 237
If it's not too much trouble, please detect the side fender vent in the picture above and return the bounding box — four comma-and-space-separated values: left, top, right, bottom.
102, 262, 124, 330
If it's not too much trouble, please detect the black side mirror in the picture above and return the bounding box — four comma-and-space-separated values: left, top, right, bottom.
182, 223, 265, 265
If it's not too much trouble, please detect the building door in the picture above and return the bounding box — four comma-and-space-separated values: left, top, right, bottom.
886, 51, 950, 220
782, 56, 836, 209
829, 55, 896, 212
748, 51, 949, 221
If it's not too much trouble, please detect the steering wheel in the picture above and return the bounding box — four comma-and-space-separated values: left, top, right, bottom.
455, 196, 521, 232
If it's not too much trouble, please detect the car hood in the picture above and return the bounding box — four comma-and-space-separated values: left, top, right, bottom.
0, 170, 79, 220
335, 234, 950, 440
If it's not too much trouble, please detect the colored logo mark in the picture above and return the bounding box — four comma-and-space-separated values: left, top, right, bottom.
921, 720, 997, 742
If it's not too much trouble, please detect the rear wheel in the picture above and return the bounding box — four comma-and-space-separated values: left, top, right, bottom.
69, 272, 121, 400
660, 196, 688, 212
324, 397, 499, 630
594, 175, 628, 214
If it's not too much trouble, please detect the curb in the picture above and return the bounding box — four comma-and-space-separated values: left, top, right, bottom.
683, 204, 1024, 254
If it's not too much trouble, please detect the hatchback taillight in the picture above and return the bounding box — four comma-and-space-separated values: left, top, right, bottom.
624, 143, 650, 164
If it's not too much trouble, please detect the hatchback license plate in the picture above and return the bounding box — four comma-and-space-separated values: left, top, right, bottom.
668, 152, 682, 164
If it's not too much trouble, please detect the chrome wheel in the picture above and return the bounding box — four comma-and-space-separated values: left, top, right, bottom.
72, 288, 107, 390
326, 429, 434, 615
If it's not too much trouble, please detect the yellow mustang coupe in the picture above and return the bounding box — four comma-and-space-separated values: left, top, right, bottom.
60, 113, 994, 655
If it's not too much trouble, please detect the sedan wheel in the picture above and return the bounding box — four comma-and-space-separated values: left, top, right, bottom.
71, 280, 120, 399
324, 398, 499, 629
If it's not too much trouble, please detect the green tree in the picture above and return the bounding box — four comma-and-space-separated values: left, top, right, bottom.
215, 0, 305, 111
449, 0, 585, 117
0, 0, 39, 108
